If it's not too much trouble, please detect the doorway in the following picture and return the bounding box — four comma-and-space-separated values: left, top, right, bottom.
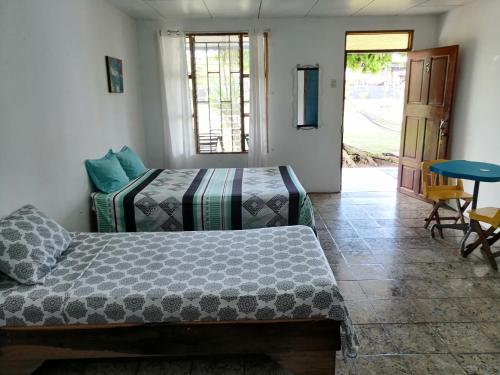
341, 31, 413, 192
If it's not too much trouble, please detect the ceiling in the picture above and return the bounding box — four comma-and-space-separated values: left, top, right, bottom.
105, 0, 478, 19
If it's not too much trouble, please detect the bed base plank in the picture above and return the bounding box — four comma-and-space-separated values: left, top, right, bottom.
0, 319, 340, 375
270, 351, 336, 375
0, 360, 43, 375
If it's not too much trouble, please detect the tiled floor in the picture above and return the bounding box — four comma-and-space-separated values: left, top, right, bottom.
34, 191, 500, 375
341, 167, 397, 192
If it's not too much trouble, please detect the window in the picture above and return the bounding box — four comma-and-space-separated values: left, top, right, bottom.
345, 31, 413, 52
186, 33, 251, 154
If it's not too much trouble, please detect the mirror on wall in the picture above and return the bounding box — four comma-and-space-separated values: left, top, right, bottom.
296, 65, 319, 128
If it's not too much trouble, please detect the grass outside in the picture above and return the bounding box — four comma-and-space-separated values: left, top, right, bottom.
343, 97, 402, 156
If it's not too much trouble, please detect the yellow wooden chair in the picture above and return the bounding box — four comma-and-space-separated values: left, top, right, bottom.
467, 207, 500, 270
421, 159, 473, 238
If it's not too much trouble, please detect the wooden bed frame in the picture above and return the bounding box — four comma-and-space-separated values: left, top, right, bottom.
0, 319, 341, 375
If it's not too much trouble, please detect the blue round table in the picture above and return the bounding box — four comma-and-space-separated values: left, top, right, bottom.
430, 160, 500, 256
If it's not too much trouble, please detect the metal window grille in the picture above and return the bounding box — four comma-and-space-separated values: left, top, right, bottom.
186, 33, 250, 154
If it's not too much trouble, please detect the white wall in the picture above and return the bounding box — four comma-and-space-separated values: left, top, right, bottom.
0, 0, 146, 231
439, 0, 500, 207
137, 16, 440, 192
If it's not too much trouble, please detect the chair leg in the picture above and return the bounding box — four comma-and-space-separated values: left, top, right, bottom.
435, 209, 444, 239
455, 199, 464, 224
424, 202, 441, 229
471, 221, 499, 271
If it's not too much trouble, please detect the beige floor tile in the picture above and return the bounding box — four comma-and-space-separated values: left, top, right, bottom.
434, 323, 499, 353
323, 248, 347, 265
384, 323, 449, 353
414, 298, 472, 323
354, 324, 398, 355
340, 250, 379, 265
359, 279, 407, 299
454, 354, 500, 375
337, 281, 367, 301
348, 219, 382, 229
331, 263, 356, 281
344, 300, 379, 324
328, 228, 360, 239
478, 322, 500, 347
334, 238, 370, 251
348, 264, 389, 280
370, 299, 420, 323
457, 298, 500, 322
374, 249, 456, 264
402, 354, 466, 374
355, 355, 412, 374
404, 279, 460, 298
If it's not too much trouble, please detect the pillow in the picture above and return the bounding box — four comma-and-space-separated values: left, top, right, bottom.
0, 205, 73, 285
115, 146, 146, 179
85, 150, 130, 193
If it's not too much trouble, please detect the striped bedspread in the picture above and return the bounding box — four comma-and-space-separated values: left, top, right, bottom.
91, 166, 315, 232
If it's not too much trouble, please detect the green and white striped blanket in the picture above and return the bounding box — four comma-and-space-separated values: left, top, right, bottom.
91, 166, 315, 232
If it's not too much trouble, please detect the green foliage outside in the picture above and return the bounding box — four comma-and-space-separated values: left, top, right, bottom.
346, 53, 393, 74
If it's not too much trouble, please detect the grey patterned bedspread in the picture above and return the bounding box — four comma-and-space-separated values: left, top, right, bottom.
91, 166, 315, 233
0, 226, 357, 358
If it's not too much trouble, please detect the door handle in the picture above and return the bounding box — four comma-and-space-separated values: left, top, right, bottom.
439, 120, 448, 137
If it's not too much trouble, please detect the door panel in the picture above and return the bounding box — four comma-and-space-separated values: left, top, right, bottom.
408, 60, 425, 103
398, 45, 459, 198
402, 117, 419, 158
428, 56, 448, 106
422, 119, 440, 162
400, 166, 417, 191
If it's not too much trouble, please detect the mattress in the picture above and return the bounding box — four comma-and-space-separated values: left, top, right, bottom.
0, 226, 356, 357
91, 166, 315, 232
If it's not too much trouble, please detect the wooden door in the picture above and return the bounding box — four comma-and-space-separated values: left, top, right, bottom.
398, 45, 459, 198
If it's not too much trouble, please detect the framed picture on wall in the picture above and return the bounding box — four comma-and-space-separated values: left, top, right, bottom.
105, 56, 123, 93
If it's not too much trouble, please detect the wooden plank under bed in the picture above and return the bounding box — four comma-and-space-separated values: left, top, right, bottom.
0, 319, 341, 375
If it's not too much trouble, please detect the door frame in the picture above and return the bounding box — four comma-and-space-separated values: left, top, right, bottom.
340, 30, 414, 191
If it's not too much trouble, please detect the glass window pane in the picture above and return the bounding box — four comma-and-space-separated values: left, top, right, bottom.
207, 43, 220, 73
244, 116, 249, 151
243, 77, 250, 103
185, 37, 192, 76
243, 36, 250, 75
346, 32, 412, 51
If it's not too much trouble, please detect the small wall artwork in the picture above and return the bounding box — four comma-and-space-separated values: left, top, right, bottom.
106, 56, 123, 93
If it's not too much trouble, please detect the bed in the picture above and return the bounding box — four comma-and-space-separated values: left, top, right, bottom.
91, 166, 315, 232
0, 226, 356, 375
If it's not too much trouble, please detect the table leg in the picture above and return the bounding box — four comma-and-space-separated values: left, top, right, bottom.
471, 181, 480, 210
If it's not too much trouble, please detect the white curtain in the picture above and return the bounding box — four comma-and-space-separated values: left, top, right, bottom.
158, 31, 194, 169
248, 31, 268, 167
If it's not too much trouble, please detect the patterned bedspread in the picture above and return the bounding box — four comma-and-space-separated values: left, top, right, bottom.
0, 226, 356, 358
91, 166, 315, 232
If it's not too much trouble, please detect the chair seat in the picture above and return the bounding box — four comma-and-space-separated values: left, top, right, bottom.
469, 207, 500, 228
427, 190, 473, 202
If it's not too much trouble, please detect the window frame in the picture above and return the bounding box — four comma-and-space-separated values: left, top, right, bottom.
187, 32, 249, 155
187, 32, 268, 155
345, 30, 414, 53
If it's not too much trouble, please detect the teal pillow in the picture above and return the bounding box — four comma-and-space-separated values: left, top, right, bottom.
85, 151, 130, 193
115, 146, 146, 179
